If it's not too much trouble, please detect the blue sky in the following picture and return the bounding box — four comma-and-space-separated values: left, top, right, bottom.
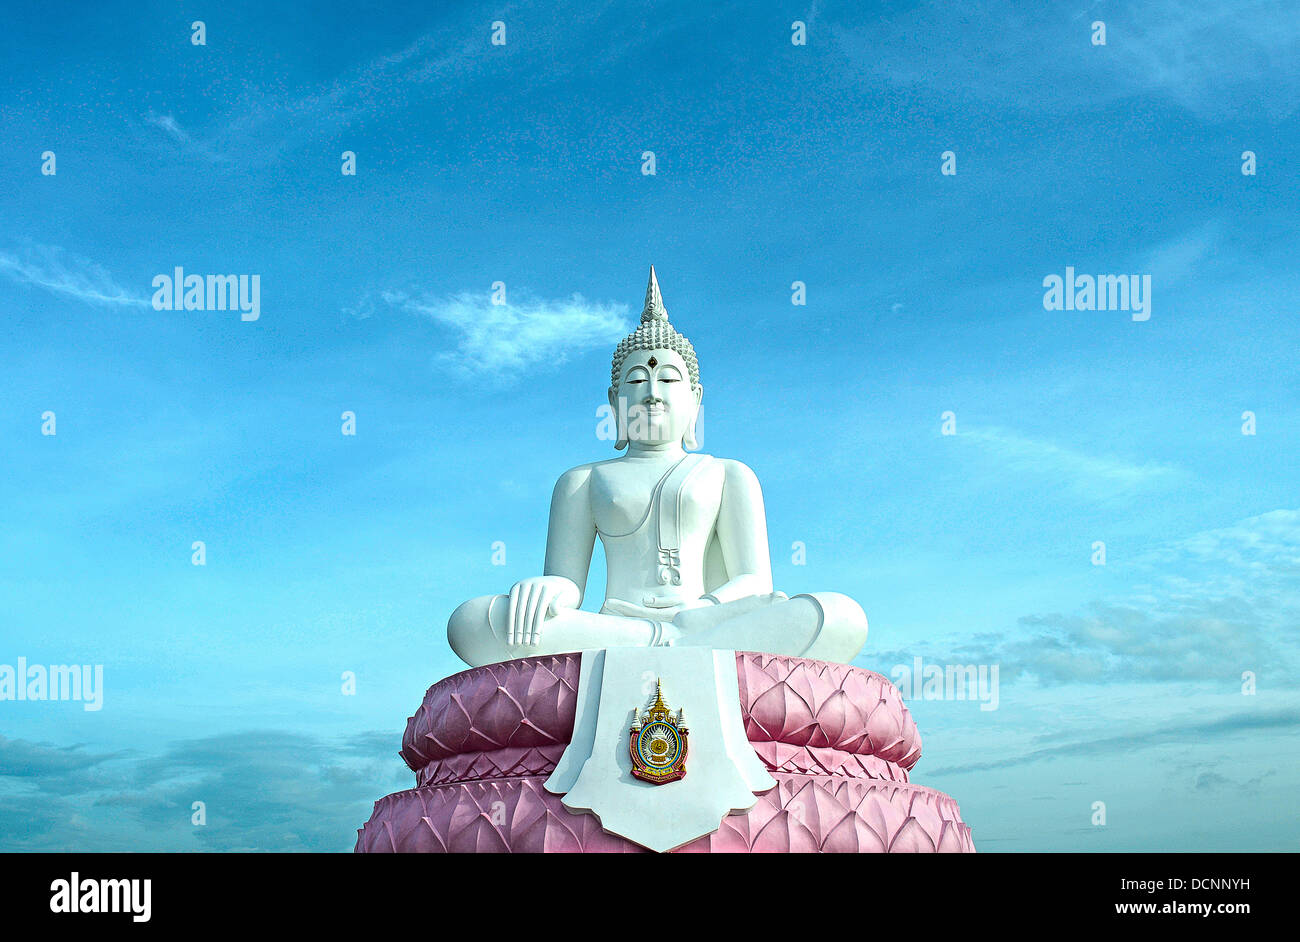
1, 0, 1297, 851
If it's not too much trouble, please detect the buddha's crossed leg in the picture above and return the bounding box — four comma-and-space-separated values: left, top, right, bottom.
448, 591, 866, 668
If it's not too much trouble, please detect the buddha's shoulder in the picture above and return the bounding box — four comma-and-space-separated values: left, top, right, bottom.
712, 456, 760, 483
682, 454, 755, 482
551, 459, 624, 496
551, 454, 756, 488
551, 461, 600, 493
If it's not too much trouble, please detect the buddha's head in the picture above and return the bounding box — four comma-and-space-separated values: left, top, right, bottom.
608, 267, 703, 450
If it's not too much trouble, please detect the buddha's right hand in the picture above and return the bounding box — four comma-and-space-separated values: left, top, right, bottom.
507, 576, 581, 646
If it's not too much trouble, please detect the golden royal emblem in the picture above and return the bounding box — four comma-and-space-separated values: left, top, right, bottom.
629, 679, 688, 784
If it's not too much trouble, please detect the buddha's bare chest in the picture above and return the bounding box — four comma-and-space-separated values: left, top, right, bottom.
590, 459, 723, 543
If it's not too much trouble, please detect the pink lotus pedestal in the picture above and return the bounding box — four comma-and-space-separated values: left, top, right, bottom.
355, 652, 975, 853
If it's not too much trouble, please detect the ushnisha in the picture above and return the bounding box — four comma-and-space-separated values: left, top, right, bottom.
448, 267, 868, 667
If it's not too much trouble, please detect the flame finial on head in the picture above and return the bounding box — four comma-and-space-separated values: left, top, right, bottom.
610, 266, 700, 389
642, 265, 668, 322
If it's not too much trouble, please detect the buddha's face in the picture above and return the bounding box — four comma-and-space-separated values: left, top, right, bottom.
610, 348, 702, 448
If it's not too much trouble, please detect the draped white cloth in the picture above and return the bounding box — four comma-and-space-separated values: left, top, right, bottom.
545, 646, 776, 852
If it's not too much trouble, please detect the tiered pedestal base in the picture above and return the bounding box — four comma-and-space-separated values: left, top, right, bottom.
356, 652, 974, 853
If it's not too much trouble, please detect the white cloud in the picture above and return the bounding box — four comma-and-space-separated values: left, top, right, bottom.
960, 425, 1182, 494
0, 730, 407, 851
143, 111, 226, 163
145, 111, 189, 144
1141, 222, 1220, 285
832, 0, 1300, 120
211, 34, 480, 160
1160, 509, 1300, 567
882, 507, 1300, 686
386, 290, 633, 376
1103, 0, 1300, 119
0, 242, 149, 308
145, 7, 701, 164
1140, 509, 1300, 601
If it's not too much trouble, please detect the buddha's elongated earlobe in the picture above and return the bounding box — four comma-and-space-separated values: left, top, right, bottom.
683, 385, 704, 450
609, 387, 629, 450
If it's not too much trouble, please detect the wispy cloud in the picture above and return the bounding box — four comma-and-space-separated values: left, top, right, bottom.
0, 736, 126, 777
1140, 509, 1300, 603
1101, 0, 1300, 119
999, 595, 1285, 684
1149, 509, 1300, 571
928, 708, 1300, 775
832, 0, 1300, 120
960, 425, 1182, 494
135, 33, 479, 163
1141, 222, 1220, 285
141, 6, 697, 164
145, 111, 190, 144
385, 289, 632, 376
878, 508, 1300, 686
213, 34, 481, 159
143, 111, 226, 163
0, 242, 149, 308
1193, 766, 1276, 792
0, 730, 407, 851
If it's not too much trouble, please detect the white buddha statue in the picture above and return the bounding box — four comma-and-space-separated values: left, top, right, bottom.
448, 267, 868, 668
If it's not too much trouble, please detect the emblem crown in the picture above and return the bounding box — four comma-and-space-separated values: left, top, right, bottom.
628, 678, 689, 785
638, 679, 686, 729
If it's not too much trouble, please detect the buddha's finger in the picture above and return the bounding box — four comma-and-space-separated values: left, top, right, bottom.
525, 587, 540, 647
524, 587, 546, 645
516, 584, 534, 644
508, 584, 521, 645
531, 588, 555, 645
